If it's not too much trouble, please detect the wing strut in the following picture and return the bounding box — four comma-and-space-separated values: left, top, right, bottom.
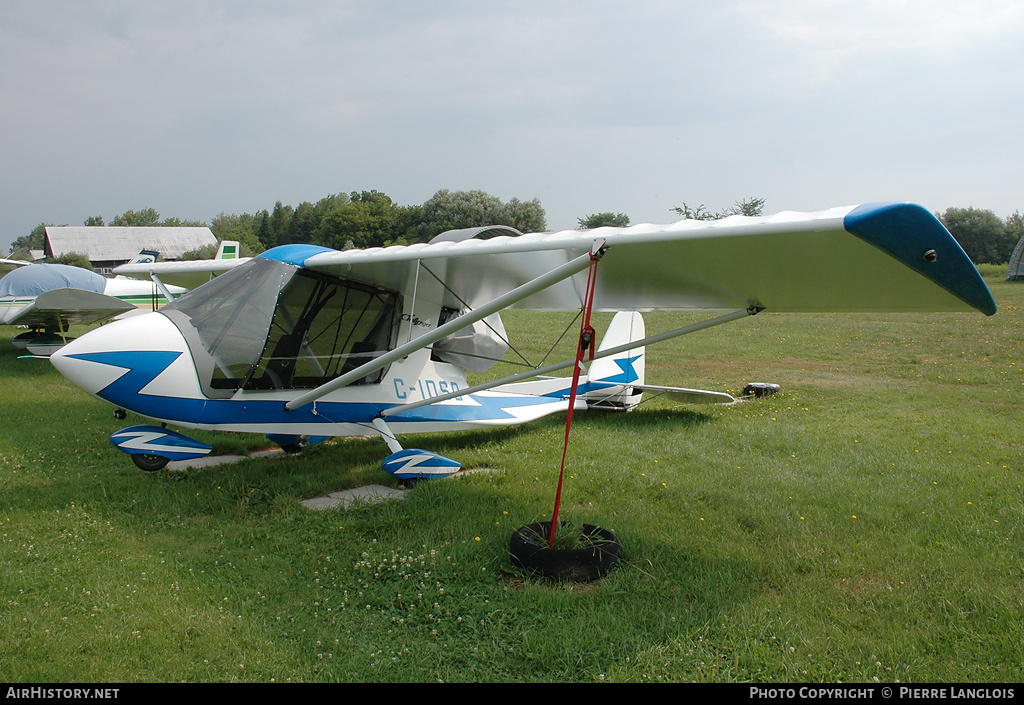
284, 248, 601, 412
149, 273, 178, 307
380, 305, 761, 418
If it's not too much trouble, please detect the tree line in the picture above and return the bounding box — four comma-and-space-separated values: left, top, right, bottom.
9, 192, 1022, 267
8, 189, 547, 261
936, 207, 1023, 265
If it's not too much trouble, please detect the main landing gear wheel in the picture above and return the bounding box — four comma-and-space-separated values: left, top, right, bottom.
132, 454, 170, 472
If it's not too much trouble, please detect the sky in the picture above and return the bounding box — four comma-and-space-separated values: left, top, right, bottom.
2, 1, 1023, 248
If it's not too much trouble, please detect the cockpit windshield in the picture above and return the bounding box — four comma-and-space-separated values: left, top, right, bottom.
160, 257, 400, 396
246, 268, 399, 390
162, 257, 290, 384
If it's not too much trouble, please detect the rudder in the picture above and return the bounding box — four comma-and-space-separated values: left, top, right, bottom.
584, 311, 645, 409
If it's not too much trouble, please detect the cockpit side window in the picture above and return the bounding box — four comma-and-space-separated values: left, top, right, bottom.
241, 269, 399, 390
160, 257, 294, 391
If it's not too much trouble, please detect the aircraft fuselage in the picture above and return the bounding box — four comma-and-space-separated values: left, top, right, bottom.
50, 247, 571, 443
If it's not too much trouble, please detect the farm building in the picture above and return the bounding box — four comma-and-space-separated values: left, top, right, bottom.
44, 226, 217, 274
1009, 234, 1024, 280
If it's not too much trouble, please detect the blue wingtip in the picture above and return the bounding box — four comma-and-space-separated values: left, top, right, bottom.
844, 202, 997, 316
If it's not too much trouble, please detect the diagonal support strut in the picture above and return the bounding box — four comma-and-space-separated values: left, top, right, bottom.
380, 306, 760, 418
285, 248, 600, 412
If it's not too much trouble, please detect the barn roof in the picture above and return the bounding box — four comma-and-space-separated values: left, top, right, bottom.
44, 227, 216, 262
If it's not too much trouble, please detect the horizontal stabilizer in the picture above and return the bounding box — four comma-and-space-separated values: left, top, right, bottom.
630, 383, 735, 405
0, 258, 32, 275
24, 333, 75, 357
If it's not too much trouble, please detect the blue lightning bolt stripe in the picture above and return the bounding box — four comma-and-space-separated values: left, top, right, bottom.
541, 356, 642, 398
597, 357, 642, 384
68, 351, 208, 421
110, 425, 212, 461
68, 351, 570, 428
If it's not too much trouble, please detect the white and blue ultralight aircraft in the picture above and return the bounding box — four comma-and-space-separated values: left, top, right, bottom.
49, 203, 996, 478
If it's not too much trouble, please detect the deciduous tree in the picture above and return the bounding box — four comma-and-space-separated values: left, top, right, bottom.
111, 208, 161, 227
671, 197, 765, 220
418, 189, 546, 240
313, 191, 417, 250
48, 251, 92, 269
577, 212, 630, 229
939, 207, 1014, 264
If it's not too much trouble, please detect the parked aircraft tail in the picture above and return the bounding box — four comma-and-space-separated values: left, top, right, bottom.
584, 310, 738, 409
216, 241, 240, 260
126, 250, 158, 266
582, 310, 646, 410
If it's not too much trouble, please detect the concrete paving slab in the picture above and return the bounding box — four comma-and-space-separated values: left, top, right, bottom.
163, 444, 502, 510
452, 467, 501, 477
167, 448, 287, 471
301, 468, 503, 510
302, 484, 406, 510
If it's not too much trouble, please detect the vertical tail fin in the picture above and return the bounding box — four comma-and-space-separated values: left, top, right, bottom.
127, 249, 158, 265
583, 311, 645, 410
215, 241, 240, 260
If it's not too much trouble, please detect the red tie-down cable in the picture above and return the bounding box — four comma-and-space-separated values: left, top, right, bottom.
548, 245, 603, 547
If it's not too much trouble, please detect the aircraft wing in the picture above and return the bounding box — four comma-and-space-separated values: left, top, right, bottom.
5, 289, 136, 328
0, 259, 33, 276
112, 257, 251, 290
298, 202, 996, 316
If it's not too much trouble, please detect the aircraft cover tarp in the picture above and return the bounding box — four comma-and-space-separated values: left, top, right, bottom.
0, 264, 107, 297
1008, 235, 1024, 280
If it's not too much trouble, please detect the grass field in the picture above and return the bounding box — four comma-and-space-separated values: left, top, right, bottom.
1, 267, 1021, 683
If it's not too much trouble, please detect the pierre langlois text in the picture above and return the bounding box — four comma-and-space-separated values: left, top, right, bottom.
750, 687, 1015, 700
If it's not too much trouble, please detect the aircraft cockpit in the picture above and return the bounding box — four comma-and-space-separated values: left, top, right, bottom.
159, 257, 401, 398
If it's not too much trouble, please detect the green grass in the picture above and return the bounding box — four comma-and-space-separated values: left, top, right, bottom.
1, 273, 1022, 683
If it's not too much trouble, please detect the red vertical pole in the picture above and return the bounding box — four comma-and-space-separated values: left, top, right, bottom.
548, 252, 600, 547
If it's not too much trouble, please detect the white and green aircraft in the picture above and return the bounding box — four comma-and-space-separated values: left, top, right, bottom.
49, 205, 995, 478
1, 242, 239, 355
